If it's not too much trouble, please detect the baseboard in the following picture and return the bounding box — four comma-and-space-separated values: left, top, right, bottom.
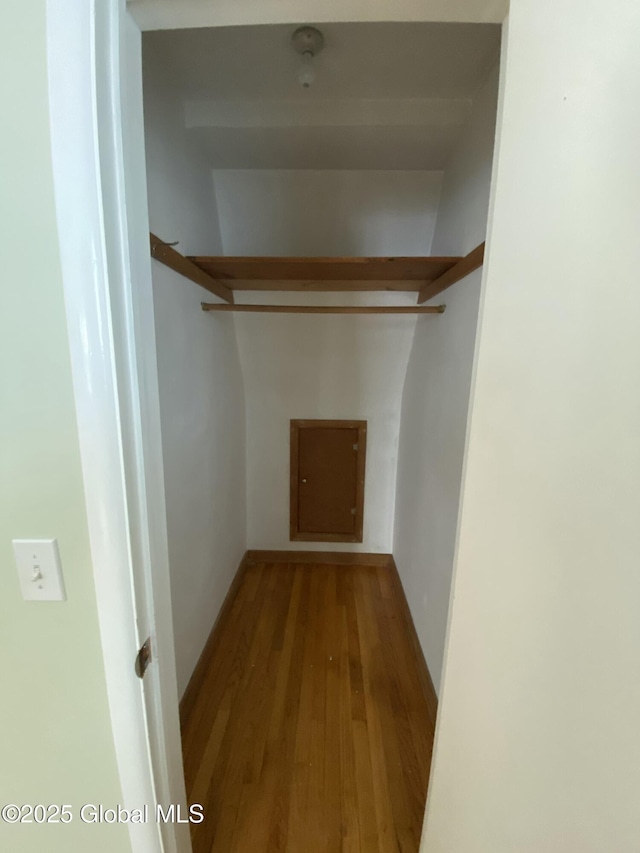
179, 550, 251, 727
246, 549, 393, 567
388, 556, 439, 727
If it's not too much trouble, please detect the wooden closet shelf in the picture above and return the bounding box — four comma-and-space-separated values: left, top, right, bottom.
188, 255, 461, 287
149, 234, 485, 303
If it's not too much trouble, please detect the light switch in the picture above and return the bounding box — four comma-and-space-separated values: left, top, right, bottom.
12, 539, 66, 601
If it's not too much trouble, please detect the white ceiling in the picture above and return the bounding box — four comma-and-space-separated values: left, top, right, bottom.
143, 22, 500, 170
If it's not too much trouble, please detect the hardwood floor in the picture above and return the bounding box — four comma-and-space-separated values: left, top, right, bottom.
181, 558, 437, 853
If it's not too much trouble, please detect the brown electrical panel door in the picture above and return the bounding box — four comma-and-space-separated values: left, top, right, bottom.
290, 419, 367, 543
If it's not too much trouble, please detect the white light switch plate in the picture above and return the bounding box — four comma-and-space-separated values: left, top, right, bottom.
12, 539, 66, 601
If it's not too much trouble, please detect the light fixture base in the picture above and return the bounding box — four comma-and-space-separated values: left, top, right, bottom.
291, 26, 325, 57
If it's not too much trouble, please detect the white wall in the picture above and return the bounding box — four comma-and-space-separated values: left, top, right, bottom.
213, 169, 443, 257
235, 292, 419, 552
430, 63, 499, 257
423, 2, 640, 851
214, 169, 443, 552
0, 3, 131, 851
144, 41, 222, 254
143, 45, 247, 696
394, 65, 499, 691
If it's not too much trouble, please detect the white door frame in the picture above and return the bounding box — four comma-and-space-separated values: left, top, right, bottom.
47, 1, 188, 852
47, 3, 509, 853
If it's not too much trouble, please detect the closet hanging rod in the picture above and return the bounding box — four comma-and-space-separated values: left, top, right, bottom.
201, 303, 446, 315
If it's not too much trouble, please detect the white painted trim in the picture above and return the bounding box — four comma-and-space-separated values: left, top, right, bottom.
129, 0, 509, 31
115, 10, 192, 852
46, 2, 188, 852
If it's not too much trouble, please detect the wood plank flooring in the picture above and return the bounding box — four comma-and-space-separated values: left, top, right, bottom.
181, 559, 437, 853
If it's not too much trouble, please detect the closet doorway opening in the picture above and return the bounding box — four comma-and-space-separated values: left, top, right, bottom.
138, 16, 503, 853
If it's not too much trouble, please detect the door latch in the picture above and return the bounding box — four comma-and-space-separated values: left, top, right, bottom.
135, 637, 152, 679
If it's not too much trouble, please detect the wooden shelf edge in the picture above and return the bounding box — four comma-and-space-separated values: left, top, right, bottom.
188, 254, 462, 284
149, 233, 234, 304
201, 303, 446, 315
203, 280, 437, 293
189, 255, 462, 264
417, 242, 485, 303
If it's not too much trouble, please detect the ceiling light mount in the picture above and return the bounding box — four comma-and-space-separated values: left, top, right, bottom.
291, 26, 325, 89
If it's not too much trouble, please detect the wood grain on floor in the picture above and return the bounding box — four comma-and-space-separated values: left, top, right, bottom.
180, 560, 436, 853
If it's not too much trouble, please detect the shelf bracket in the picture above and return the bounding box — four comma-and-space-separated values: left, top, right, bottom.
149, 233, 234, 304
417, 242, 485, 303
